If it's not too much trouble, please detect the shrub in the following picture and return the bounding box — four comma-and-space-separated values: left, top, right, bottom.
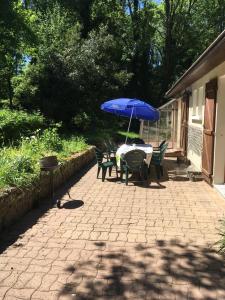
0, 109, 45, 145
0, 127, 88, 189
59, 136, 87, 159
0, 151, 38, 189
73, 113, 92, 131
39, 127, 63, 153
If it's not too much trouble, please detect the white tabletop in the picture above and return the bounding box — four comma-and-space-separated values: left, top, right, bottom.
116, 144, 153, 167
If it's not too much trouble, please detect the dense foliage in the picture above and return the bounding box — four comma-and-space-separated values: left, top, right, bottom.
0, 108, 88, 190
0, 109, 45, 145
1, 0, 225, 125
0, 126, 87, 189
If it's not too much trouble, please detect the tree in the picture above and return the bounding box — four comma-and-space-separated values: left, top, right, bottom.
14, 5, 132, 126
13, 4, 80, 122
0, 0, 35, 107
3, 0, 225, 125
92, 0, 158, 102
66, 26, 132, 125
159, 0, 197, 93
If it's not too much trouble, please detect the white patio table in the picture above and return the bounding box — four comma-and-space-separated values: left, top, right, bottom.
116, 144, 153, 168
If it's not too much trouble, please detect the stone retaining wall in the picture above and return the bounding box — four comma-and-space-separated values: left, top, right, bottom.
0, 146, 95, 232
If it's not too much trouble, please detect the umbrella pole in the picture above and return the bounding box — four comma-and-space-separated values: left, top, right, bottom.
125, 106, 134, 144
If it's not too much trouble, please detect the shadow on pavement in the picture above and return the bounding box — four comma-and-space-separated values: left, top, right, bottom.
58, 239, 225, 299
62, 200, 84, 209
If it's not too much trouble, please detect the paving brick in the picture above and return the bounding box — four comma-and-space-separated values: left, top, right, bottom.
58, 249, 73, 260
0, 286, 10, 298
14, 272, 34, 288
25, 272, 45, 289
6, 288, 35, 299
26, 264, 50, 273
32, 290, 59, 300
0, 271, 20, 286
117, 233, 128, 242
0, 271, 11, 283
39, 274, 58, 291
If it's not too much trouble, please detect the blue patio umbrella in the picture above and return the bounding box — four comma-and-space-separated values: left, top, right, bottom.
101, 98, 159, 143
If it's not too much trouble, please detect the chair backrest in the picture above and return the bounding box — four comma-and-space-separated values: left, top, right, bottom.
130, 138, 145, 145
103, 141, 111, 154
108, 139, 114, 147
159, 143, 168, 161
108, 139, 117, 151
95, 148, 103, 165
104, 140, 116, 152
159, 140, 166, 149
123, 149, 146, 171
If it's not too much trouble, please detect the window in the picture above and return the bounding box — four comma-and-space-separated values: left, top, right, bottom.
198, 86, 204, 119
192, 87, 204, 122
192, 89, 198, 116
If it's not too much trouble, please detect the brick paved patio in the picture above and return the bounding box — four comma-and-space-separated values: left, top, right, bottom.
1, 162, 225, 299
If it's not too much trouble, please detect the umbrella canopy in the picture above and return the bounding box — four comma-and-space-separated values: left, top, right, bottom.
101, 98, 160, 122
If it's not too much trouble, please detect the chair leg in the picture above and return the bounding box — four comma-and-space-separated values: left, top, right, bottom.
160, 165, 164, 176
125, 169, 129, 186
148, 166, 151, 179
102, 168, 107, 182
155, 165, 161, 180
120, 168, 123, 181
97, 166, 101, 179
145, 166, 149, 187
109, 166, 112, 177
115, 165, 118, 178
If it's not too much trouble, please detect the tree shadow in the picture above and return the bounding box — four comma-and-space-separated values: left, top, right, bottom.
58, 239, 225, 299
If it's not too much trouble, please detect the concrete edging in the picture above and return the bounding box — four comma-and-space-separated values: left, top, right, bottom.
0, 146, 95, 232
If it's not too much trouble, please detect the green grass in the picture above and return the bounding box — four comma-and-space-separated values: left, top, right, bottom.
0, 128, 88, 190
84, 129, 141, 149
117, 131, 140, 139
84, 129, 113, 148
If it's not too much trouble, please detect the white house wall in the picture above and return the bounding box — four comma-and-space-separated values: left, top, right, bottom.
214, 75, 225, 184
176, 98, 182, 149
185, 61, 225, 181
187, 87, 204, 171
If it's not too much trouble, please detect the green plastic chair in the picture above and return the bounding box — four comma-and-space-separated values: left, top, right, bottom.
150, 143, 168, 180
95, 148, 118, 182
153, 140, 166, 151
104, 140, 117, 156
120, 149, 148, 186
130, 138, 145, 144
